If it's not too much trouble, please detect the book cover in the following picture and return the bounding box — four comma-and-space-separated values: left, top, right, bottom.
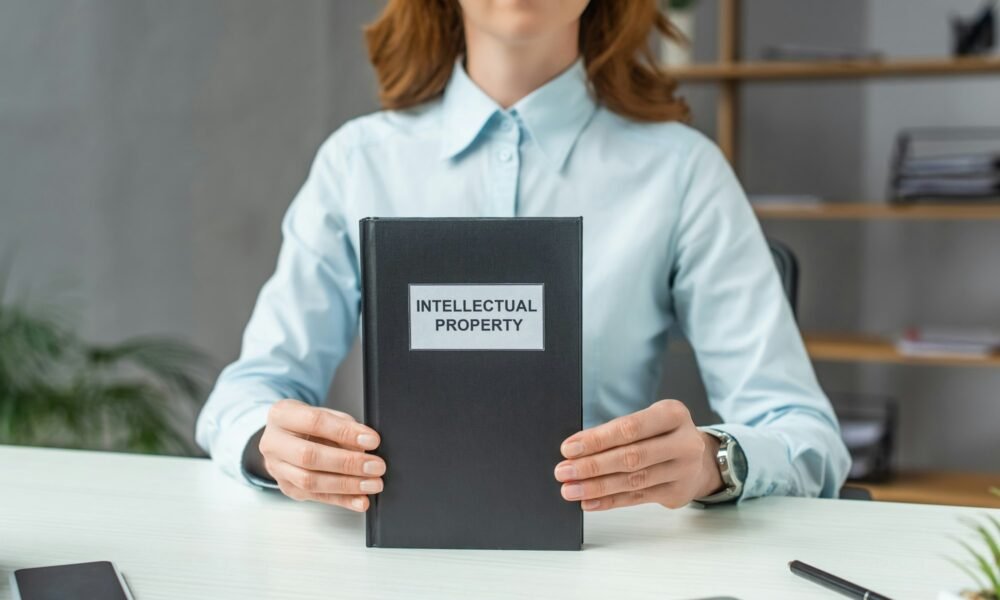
360, 217, 583, 550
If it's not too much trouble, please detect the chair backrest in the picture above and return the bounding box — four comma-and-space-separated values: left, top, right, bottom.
766, 238, 872, 501
768, 238, 800, 318
839, 485, 873, 501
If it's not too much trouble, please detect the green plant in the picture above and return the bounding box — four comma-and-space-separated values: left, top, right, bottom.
0, 280, 210, 455
947, 488, 1000, 599
669, 0, 699, 11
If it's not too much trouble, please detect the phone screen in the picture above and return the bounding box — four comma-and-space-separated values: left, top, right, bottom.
12, 561, 132, 600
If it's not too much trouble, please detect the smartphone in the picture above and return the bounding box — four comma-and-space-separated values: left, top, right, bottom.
10, 561, 134, 600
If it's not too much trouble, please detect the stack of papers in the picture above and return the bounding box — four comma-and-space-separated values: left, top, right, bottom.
895, 152, 1000, 200
841, 420, 889, 480
897, 327, 1000, 358
896, 176, 1000, 198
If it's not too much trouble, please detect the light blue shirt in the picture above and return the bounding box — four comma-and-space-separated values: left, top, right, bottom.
196, 59, 850, 501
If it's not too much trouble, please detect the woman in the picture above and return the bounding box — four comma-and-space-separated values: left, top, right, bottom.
197, 0, 850, 514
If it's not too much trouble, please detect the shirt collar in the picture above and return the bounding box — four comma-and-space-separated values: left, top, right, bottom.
439, 58, 597, 172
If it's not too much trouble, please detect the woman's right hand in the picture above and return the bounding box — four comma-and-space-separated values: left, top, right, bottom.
259, 399, 385, 512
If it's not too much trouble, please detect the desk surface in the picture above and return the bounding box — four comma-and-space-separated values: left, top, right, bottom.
0, 446, 993, 600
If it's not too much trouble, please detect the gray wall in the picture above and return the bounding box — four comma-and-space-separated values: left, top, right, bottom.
2, 1, 998, 471
0, 0, 380, 427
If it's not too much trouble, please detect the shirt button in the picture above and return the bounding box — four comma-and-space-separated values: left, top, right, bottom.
499, 119, 513, 131
498, 149, 513, 162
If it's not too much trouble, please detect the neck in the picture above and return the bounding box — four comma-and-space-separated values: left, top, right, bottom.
463, 25, 580, 109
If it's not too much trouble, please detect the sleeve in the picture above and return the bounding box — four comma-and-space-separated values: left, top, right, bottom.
195, 135, 361, 488
668, 136, 851, 501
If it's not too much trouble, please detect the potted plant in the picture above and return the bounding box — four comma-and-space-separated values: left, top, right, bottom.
940, 488, 1000, 600
0, 279, 209, 455
660, 0, 699, 67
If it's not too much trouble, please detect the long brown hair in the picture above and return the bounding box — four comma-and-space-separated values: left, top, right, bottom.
364, 0, 690, 123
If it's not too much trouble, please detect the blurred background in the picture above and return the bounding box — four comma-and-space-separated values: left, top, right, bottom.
1, 0, 998, 507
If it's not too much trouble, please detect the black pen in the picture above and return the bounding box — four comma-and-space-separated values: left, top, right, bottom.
789, 560, 894, 600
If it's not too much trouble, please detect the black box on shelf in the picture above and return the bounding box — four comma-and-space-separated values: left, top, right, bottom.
890, 127, 1000, 203
830, 393, 898, 483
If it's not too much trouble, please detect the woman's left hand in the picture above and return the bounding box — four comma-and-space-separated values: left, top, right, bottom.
554, 399, 724, 511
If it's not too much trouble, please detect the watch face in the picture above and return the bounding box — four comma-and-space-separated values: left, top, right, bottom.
730, 440, 749, 484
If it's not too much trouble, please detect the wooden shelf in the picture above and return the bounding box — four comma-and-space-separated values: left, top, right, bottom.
754, 202, 1000, 221
673, 333, 1000, 368
857, 471, 1000, 508
669, 55, 1000, 81
805, 333, 1000, 368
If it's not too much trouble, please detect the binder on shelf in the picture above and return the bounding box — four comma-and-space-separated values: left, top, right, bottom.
890, 127, 1000, 203
360, 217, 583, 550
831, 393, 897, 483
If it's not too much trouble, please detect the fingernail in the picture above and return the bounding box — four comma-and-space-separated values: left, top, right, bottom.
351, 498, 366, 511
357, 433, 378, 449
562, 441, 584, 457
563, 483, 583, 500
363, 461, 385, 475
581, 499, 600, 510
555, 464, 578, 481
360, 479, 382, 493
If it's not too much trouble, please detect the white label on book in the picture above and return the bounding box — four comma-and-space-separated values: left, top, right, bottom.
409, 284, 545, 351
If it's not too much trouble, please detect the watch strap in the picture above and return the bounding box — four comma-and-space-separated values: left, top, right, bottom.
694, 427, 745, 506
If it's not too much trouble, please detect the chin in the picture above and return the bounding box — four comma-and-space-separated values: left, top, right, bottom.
462, 0, 589, 44
494, 14, 556, 42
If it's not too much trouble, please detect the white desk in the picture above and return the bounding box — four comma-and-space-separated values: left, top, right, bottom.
0, 446, 993, 599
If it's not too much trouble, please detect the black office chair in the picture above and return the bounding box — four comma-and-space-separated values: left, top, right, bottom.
768, 238, 800, 319
766, 239, 872, 502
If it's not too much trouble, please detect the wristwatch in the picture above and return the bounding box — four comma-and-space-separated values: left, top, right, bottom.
694, 427, 748, 505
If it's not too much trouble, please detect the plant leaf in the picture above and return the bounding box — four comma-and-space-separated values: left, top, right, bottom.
668, 0, 699, 11
86, 336, 210, 403
986, 514, 1000, 577
0, 250, 14, 303
967, 519, 1000, 579
1, 285, 208, 456
93, 380, 193, 454
947, 556, 989, 592
0, 304, 72, 384
988, 514, 1000, 547
957, 539, 1000, 593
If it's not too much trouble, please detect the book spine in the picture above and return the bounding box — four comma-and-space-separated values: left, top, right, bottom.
359, 218, 380, 548
574, 217, 584, 550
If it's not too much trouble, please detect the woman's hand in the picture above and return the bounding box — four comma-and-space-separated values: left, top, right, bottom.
259, 399, 386, 512
554, 400, 723, 511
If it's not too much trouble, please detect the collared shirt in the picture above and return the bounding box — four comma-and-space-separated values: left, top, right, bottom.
196, 59, 851, 501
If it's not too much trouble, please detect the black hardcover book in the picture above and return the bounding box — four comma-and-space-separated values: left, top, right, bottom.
360, 217, 583, 550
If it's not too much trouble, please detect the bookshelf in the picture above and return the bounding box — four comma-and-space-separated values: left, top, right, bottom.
859, 472, 1000, 508
677, 0, 1000, 508
805, 333, 1000, 368
674, 334, 1000, 369
754, 202, 1000, 221
671, 55, 1000, 82
678, 1, 1000, 166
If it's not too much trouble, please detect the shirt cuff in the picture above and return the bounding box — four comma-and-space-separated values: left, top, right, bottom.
241, 427, 280, 490
701, 422, 791, 502
245, 472, 280, 490
212, 402, 277, 489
